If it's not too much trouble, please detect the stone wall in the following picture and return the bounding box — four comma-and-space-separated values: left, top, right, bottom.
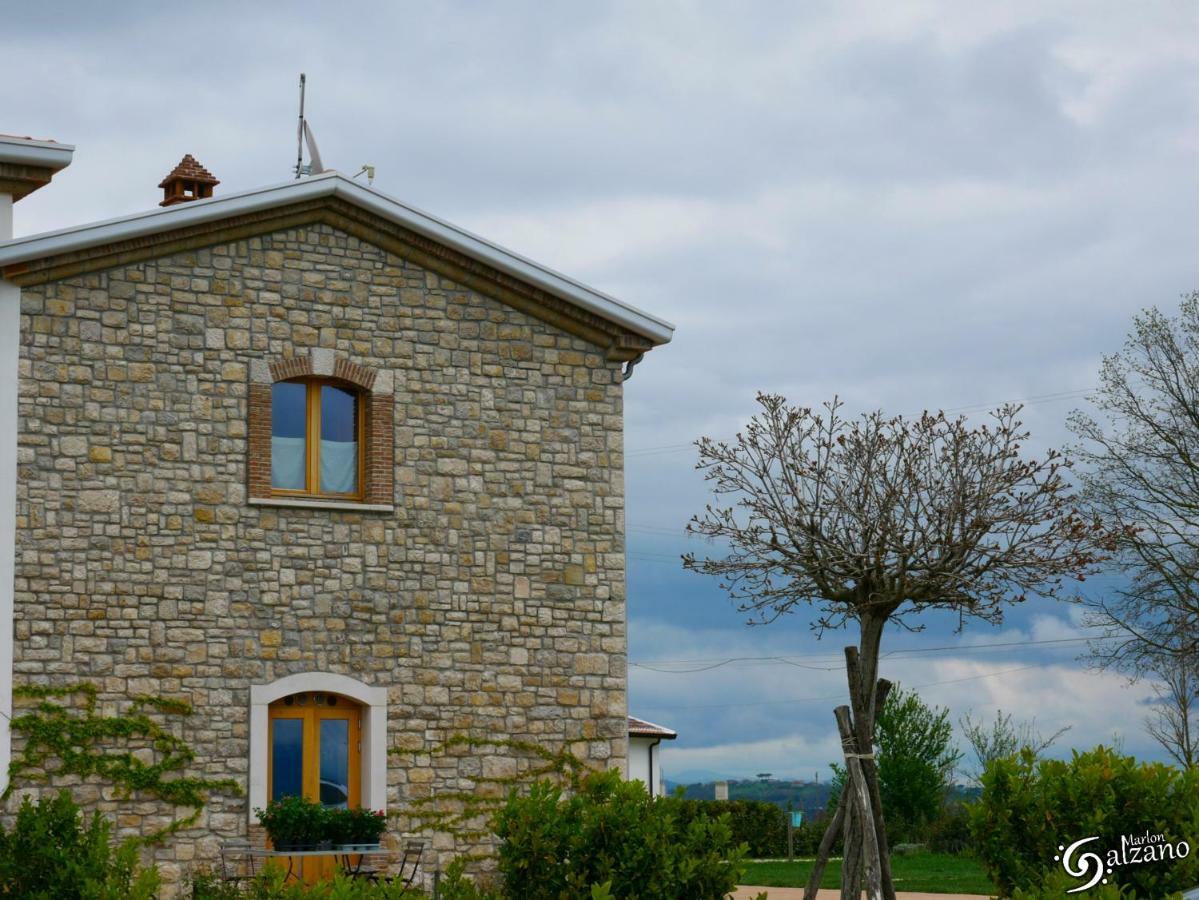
10, 223, 628, 888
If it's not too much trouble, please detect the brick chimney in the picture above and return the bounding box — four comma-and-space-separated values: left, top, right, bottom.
158, 154, 218, 207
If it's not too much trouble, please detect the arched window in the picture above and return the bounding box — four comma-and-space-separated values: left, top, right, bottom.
247, 352, 394, 509
271, 379, 364, 499
249, 672, 388, 827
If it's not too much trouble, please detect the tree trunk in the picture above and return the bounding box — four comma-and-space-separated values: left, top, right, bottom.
849, 614, 897, 900
847, 642, 896, 900
837, 705, 883, 900
805, 613, 898, 900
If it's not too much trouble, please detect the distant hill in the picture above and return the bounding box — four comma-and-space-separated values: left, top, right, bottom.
665, 778, 982, 821
666, 778, 834, 820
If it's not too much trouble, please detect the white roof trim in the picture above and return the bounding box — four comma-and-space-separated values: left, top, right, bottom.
0, 171, 674, 345
0, 136, 75, 171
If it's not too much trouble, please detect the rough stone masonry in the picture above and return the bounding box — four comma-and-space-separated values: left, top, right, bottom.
10, 222, 629, 887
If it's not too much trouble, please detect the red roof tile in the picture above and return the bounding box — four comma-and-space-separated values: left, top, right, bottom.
628, 715, 678, 739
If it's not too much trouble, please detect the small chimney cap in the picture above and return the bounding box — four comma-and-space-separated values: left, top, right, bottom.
158, 154, 219, 189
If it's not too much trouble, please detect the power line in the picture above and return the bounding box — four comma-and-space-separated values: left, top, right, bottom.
634, 663, 1046, 711
629, 634, 1112, 672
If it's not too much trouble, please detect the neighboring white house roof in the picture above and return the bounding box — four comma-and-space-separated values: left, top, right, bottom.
0, 170, 675, 346
628, 715, 678, 740
0, 134, 75, 171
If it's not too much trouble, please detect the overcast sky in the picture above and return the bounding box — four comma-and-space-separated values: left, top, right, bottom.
5, 1, 1198, 781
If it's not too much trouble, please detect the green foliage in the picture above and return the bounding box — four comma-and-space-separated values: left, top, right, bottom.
494, 768, 747, 899
0, 790, 159, 899
4, 682, 240, 841
829, 685, 960, 843
429, 858, 502, 900
256, 795, 330, 849
255, 798, 388, 849
393, 734, 586, 850
191, 867, 424, 898
673, 798, 784, 857
971, 745, 1199, 896
924, 802, 975, 855
672, 798, 837, 858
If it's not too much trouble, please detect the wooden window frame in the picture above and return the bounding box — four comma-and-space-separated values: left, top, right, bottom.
267, 695, 362, 809
271, 377, 366, 502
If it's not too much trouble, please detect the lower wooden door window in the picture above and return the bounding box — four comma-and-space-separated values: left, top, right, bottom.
268, 692, 362, 881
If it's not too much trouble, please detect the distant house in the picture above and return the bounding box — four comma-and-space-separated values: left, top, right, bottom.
627, 715, 677, 797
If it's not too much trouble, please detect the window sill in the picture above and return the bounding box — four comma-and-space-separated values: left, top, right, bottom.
249, 497, 395, 514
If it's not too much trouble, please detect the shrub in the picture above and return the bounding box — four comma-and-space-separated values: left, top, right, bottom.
494, 769, 747, 899
673, 798, 785, 858
926, 802, 974, 855
0, 790, 159, 899
971, 745, 1199, 896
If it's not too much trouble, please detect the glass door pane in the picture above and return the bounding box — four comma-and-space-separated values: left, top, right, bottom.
271, 718, 304, 801
319, 718, 350, 808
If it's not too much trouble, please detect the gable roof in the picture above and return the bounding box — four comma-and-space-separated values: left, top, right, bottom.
0, 171, 674, 348
628, 715, 677, 739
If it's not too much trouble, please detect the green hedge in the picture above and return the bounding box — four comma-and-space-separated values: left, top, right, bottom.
673, 799, 838, 858
971, 746, 1199, 896
494, 769, 747, 899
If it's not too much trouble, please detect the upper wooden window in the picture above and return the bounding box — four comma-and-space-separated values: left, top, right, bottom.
271, 378, 364, 499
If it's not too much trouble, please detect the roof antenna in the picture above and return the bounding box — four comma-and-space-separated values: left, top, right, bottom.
294, 74, 325, 177
294, 73, 306, 179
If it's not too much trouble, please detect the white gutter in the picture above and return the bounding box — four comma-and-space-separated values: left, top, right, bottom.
0, 136, 75, 172
0, 172, 675, 345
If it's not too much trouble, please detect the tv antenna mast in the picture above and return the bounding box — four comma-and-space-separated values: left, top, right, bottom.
295, 73, 306, 179
294, 74, 325, 178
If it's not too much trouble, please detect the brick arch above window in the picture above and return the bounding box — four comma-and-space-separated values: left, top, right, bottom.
247, 350, 395, 511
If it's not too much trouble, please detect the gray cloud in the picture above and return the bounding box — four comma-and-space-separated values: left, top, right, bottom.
5, 0, 1196, 775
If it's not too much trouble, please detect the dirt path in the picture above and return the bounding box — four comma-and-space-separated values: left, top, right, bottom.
731, 889, 992, 900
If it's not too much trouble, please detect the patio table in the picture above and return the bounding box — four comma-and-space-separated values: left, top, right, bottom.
244, 844, 384, 881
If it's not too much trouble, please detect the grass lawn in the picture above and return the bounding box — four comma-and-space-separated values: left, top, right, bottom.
740, 852, 996, 894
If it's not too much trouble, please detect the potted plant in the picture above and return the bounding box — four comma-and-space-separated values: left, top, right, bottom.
345, 808, 387, 847
255, 795, 327, 851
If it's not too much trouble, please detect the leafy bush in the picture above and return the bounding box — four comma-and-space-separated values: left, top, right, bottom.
673, 798, 837, 858
673, 798, 784, 858
925, 802, 974, 855
0, 790, 159, 899
971, 745, 1199, 896
494, 768, 747, 899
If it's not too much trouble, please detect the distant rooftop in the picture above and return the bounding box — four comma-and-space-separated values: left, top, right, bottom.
628, 715, 677, 739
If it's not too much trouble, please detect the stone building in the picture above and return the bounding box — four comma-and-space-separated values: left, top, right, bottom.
0, 136, 673, 885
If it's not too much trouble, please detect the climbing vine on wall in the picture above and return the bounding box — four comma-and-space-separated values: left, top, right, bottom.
391, 734, 588, 857
3, 682, 241, 842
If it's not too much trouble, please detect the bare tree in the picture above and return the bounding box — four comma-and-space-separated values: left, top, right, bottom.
959, 709, 1071, 784
1144, 656, 1198, 769
684, 395, 1103, 900
1069, 292, 1199, 669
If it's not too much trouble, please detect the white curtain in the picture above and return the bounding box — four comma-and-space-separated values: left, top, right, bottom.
320, 440, 358, 494
272, 437, 306, 490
